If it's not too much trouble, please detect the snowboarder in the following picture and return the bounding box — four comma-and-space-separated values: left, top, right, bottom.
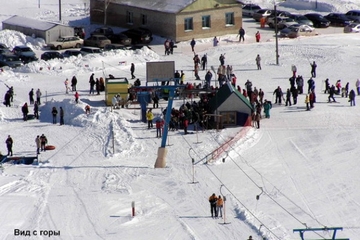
190, 38, 196, 52
209, 193, 218, 218
239, 27, 245, 42
256, 54, 261, 70
52, 106, 58, 124
5, 135, 13, 156
310, 61, 317, 78
130, 63, 135, 79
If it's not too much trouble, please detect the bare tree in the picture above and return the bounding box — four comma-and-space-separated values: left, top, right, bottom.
93, 0, 112, 25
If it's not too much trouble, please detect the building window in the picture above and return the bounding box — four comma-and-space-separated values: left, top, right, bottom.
225, 12, 234, 26
221, 112, 236, 126
126, 11, 134, 24
184, 17, 193, 31
141, 14, 147, 25
202, 15, 211, 29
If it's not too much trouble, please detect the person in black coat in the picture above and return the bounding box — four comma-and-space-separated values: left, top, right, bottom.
201, 54, 207, 71
29, 88, 34, 104
5, 135, 13, 156
130, 63, 135, 79
328, 85, 336, 103
310, 61, 317, 78
34, 102, 39, 119
51, 106, 58, 124
71, 76, 77, 91
22, 102, 29, 121
349, 89, 356, 106
285, 88, 292, 106
291, 86, 298, 105
324, 78, 330, 94
89, 73, 95, 94
273, 86, 283, 105
4, 91, 11, 107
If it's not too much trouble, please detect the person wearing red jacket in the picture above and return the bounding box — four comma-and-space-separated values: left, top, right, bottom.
74, 91, 79, 103
155, 118, 164, 138
255, 31, 261, 42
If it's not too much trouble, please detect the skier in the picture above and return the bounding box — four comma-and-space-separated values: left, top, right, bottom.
263, 100, 272, 118
273, 86, 283, 105
40, 134, 47, 151
51, 106, 58, 124
29, 88, 34, 104
310, 61, 317, 78
328, 85, 336, 103
209, 193, 218, 218
216, 195, 224, 218
256, 54, 261, 70
5, 135, 13, 156
349, 89, 356, 106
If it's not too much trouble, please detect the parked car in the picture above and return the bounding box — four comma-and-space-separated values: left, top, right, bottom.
121, 29, 153, 44
304, 13, 330, 28
80, 46, 102, 55
47, 36, 83, 50
62, 49, 82, 58
267, 16, 297, 29
137, 27, 153, 37
344, 23, 360, 33
90, 27, 114, 38
324, 13, 353, 26
268, 10, 292, 19
12, 45, 38, 64
0, 53, 23, 68
289, 14, 314, 27
41, 51, 64, 61
252, 9, 274, 22
84, 35, 111, 48
345, 10, 360, 23
74, 26, 86, 39
242, 4, 261, 17
0, 43, 11, 55
103, 44, 128, 51
109, 33, 132, 45
279, 24, 315, 38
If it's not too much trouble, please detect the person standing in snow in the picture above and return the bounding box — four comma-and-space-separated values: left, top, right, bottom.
34, 102, 39, 119
51, 106, 58, 124
130, 63, 135, 79
205, 70, 212, 89
213, 36, 219, 47
255, 31, 261, 42
256, 54, 261, 70
89, 73, 95, 94
64, 78, 70, 94
285, 88, 292, 106
349, 89, 356, 106
219, 54, 225, 66
263, 100, 272, 118
71, 76, 77, 91
29, 88, 34, 105
356, 79, 360, 95
239, 27, 245, 42
40, 134, 47, 151
190, 38, 196, 52
146, 109, 154, 129
35, 135, 41, 155
5, 135, 13, 156
307, 77, 315, 93
74, 91, 79, 103
273, 86, 283, 105
305, 94, 310, 111
216, 195, 224, 218
209, 193, 218, 218
59, 107, 64, 125
291, 65, 297, 78
36, 88, 42, 105
296, 75, 304, 94
22, 102, 29, 121
310, 61, 317, 78
201, 54, 207, 71
328, 85, 336, 103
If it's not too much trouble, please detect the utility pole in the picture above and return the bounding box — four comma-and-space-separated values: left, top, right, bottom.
59, 0, 62, 22
274, 4, 279, 65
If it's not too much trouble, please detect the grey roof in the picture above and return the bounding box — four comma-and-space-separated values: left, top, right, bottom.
3, 16, 58, 31
115, 0, 195, 14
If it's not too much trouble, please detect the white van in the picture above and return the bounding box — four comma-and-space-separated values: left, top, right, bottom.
80, 46, 102, 55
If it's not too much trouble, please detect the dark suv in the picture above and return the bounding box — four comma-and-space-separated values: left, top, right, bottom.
91, 27, 114, 38
121, 28, 153, 44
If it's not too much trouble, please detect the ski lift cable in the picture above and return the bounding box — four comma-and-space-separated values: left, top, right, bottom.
179, 132, 282, 240
214, 132, 327, 227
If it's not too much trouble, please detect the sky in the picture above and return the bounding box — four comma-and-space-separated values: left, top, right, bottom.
0, 0, 360, 239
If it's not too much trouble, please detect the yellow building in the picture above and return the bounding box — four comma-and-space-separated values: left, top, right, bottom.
105, 77, 130, 106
